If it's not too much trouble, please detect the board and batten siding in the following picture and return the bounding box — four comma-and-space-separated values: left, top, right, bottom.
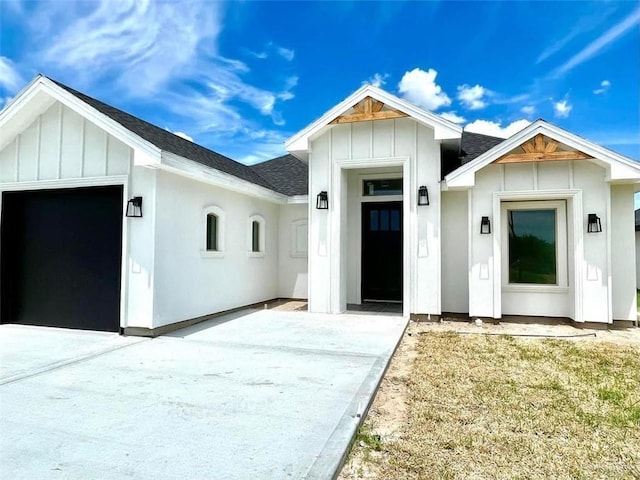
468, 159, 626, 323
308, 117, 442, 315
0, 100, 162, 331
0, 102, 130, 182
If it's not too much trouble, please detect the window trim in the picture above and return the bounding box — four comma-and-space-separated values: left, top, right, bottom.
201, 205, 225, 258
500, 200, 568, 291
247, 214, 265, 258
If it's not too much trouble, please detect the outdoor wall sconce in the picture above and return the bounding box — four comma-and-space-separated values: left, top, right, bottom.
587, 213, 602, 233
417, 185, 430, 206
126, 196, 143, 218
316, 191, 329, 210
480, 216, 491, 234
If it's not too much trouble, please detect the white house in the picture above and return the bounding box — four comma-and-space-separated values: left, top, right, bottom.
1, 75, 638, 334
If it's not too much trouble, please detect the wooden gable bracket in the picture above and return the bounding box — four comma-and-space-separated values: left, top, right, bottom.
494, 134, 593, 164
329, 96, 408, 125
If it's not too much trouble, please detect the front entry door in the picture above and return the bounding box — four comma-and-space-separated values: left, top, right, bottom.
361, 201, 403, 302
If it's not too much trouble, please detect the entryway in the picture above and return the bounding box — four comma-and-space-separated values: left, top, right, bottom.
1, 186, 123, 332
361, 201, 403, 302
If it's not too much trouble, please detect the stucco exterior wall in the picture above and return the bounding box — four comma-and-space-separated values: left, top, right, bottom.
308, 117, 442, 315
467, 159, 620, 323
637, 231, 640, 289
441, 190, 469, 313
278, 203, 308, 299
610, 184, 637, 320
152, 171, 279, 328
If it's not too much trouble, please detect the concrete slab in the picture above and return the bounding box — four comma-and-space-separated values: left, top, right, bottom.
0, 309, 407, 479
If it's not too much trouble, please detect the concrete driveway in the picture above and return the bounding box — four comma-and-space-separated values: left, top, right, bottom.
0, 309, 407, 479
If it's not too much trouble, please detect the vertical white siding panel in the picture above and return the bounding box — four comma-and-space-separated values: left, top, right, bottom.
107, 136, 131, 176
504, 163, 534, 190
393, 118, 414, 157
0, 139, 18, 182
18, 122, 38, 181
56, 103, 63, 179
351, 122, 371, 158
83, 121, 107, 177
330, 125, 350, 160
538, 161, 570, 190
60, 105, 84, 178
372, 120, 393, 158
38, 104, 60, 180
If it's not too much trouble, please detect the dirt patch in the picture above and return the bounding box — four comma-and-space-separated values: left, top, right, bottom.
339, 319, 640, 480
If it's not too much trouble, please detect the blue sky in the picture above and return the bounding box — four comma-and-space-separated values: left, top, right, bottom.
1, 0, 639, 171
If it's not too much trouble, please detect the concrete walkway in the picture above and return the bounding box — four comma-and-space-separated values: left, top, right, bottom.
0, 309, 407, 479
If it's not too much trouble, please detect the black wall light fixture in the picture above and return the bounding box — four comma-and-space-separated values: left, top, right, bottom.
418, 185, 429, 206
316, 191, 328, 210
587, 213, 602, 233
126, 196, 143, 218
480, 216, 491, 234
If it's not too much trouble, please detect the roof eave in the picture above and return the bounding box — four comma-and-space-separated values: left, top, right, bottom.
444, 120, 640, 188
285, 85, 462, 153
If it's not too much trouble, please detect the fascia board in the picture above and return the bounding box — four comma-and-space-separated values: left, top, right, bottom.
159, 151, 288, 204
445, 120, 640, 186
37, 78, 162, 161
287, 195, 309, 204
286, 85, 462, 152
1, 76, 162, 163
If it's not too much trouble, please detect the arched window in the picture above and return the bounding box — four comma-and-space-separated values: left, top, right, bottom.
206, 214, 219, 251
247, 215, 265, 257
201, 205, 225, 258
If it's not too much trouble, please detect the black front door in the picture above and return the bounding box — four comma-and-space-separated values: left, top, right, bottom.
1, 186, 123, 332
361, 201, 403, 302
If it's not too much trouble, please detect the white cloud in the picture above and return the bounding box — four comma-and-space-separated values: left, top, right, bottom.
553, 6, 640, 76
277, 47, 295, 61
363, 73, 389, 88
440, 111, 466, 124
521, 105, 536, 116
553, 99, 573, 118
465, 119, 531, 139
593, 79, 611, 95
457, 84, 490, 110
173, 131, 194, 142
0, 56, 24, 92
40, 0, 221, 96
398, 68, 451, 111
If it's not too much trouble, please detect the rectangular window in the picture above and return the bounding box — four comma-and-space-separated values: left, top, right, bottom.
507, 209, 556, 285
206, 214, 218, 251
252, 221, 260, 252
363, 178, 402, 196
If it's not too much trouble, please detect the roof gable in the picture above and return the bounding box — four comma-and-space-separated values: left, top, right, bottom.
285, 84, 462, 156
445, 120, 640, 189
0, 75, 287, 196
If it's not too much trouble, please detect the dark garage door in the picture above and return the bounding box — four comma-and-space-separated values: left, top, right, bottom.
1, 186, 123, 332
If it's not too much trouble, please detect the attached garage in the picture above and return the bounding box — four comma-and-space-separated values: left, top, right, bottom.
1, 186, 124, 332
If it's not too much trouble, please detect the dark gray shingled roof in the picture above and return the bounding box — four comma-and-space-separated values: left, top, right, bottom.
460, 131, 505, 164
250, 154, 308, 196
441, 131, 505, 178
50, 77, 278, 192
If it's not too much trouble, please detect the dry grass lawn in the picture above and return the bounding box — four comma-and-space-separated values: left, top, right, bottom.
341, 331, 640, 480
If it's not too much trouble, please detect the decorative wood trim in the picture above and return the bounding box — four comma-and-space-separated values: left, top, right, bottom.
329, 96, 408, 125
494, 133, 592, 164
495, 151, 592, 163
